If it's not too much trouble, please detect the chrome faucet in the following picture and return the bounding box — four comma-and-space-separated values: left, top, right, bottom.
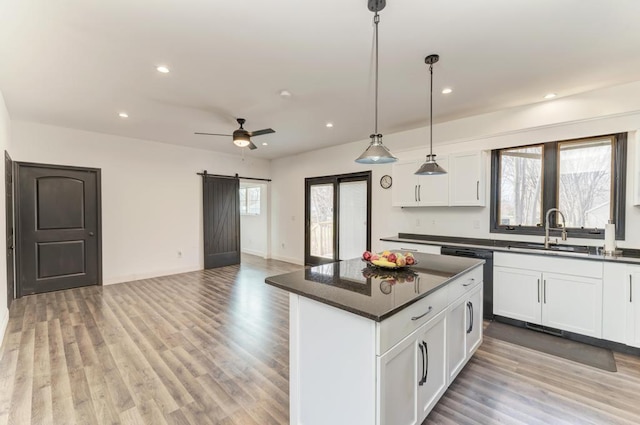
544, 208, 567, 248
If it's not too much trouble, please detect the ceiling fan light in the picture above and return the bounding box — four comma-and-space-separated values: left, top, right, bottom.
355, 134, 397, 164
415, 154, 447, 175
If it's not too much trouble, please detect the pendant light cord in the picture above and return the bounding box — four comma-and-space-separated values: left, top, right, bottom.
429, 62, 433, 156
374, 12, 380, 136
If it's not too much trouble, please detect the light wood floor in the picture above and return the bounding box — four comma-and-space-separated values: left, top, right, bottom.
0, 255, 639, 425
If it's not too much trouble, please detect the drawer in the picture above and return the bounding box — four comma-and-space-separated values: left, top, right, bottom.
376, 285, 448, 355
447, 266, 483, 304
383, 241, 441, 255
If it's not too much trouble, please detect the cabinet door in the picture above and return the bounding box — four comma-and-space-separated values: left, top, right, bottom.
416, 311, 447, 421
542, 273, 603, 338
446, 296, 467, 383
493, 266, 542, 324
377, 331, 420, 425
392, 161, 420, 207
417, 156, 449, 206
449, 152, 485, 206
465, 284, 483, 357
630, 272, 640, 348
602, 263, 628, 344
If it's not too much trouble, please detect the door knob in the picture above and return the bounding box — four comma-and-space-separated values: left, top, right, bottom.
89, 232, 95, 236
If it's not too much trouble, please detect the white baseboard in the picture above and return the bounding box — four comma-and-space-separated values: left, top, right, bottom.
103, 265, 202, 286
0, 307, 9, 350
241, 248, 267, 258
271, 254, 304, 266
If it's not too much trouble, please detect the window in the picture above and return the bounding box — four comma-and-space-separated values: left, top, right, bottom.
239, 186, 261, 215
491, 133, 627, 239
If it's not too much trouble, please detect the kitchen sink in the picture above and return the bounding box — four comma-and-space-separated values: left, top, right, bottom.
506, 242, 595, 256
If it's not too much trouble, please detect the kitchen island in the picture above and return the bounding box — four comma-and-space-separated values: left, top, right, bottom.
265, 253, 484, 425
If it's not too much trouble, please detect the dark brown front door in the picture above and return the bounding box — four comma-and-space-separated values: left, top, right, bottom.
5, 152, 13, 307
16, 163, 101, 295
203, 176, 240, 269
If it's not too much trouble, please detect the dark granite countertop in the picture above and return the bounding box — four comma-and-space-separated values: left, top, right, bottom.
265, 253, 484, 322
382, 234, 640, 265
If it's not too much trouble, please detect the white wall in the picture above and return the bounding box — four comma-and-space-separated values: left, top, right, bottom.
0, 91, 10, 347
240, 181, 269, 257
271, 81, 640, 264
11, 121, 270, 284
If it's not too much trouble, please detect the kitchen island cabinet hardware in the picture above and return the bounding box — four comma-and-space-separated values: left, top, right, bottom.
266, 253, 483, 425
463, 278, 475, 286
411, 306, 433, 321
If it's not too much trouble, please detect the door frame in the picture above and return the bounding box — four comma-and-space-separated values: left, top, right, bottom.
5, 151, 13, 308
304, 171, 372, 266
14, 161, 103, 297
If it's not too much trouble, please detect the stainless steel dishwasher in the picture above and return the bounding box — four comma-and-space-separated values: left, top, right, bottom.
441, 246, 494, 320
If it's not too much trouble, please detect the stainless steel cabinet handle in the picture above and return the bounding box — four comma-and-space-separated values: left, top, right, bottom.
630, 275, 633, 303
418, 185, 421, 202
418, 343, 425, 386
537, 279, 540, 303
466, 302, 473, 333
462, 278, 475, 287
422, 341, 429, 384
411, 306, 433, 321
543, 280, 547, 304
476, 181, 479, 200
414, 185, 417, 202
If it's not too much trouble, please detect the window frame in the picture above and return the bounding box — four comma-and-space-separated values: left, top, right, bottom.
490, 133, 627, 240
239, 186, 261, 216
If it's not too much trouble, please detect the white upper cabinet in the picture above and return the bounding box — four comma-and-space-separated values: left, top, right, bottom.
449, 151, 486, 206
392, 151, 484, 207
392, 158, 449, 207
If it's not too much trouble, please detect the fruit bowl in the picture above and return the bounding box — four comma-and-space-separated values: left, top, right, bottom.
361, 250, 418, 269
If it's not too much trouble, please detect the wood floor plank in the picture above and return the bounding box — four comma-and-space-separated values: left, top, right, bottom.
1, 254, 640, 425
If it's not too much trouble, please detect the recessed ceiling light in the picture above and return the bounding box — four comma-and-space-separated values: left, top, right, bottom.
262, 142, 268, 146
279, 90, 292, 98
326, 122, 334, 128
442, 88, 453, 94
544, 93, 557, 99
156, 65, 170, 74
118, 112, 129, 118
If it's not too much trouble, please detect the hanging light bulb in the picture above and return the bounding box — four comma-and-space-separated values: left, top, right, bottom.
355, 0, 397, 164
415, 54, 447, 175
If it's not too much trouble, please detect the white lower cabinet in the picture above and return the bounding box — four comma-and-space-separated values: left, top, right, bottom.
447, 283, 482, 383
377, 310, 446, 425
493, 253, 603, 338
603, 263, 640, 348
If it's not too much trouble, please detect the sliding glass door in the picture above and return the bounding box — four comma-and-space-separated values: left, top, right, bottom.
305, 171, 371, 266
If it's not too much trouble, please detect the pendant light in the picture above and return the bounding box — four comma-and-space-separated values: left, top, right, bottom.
355, 0, 397, 164
415, 54, 447, 175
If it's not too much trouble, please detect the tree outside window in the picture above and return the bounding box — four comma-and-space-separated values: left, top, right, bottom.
239, 186, 261, 215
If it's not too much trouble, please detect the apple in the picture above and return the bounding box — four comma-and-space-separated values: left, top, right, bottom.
387, 253, 397, 263
362, 250, 372, 261
406, 256, 415, 265
370, 254, 380, 261
396, 257, 406, 267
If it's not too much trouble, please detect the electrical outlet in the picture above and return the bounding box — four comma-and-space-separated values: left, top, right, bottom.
177, 250, 182, 258
281, 242, 286, 249
416, 219, 421, 227
291, 215, 295, 221
432, 220, 436, 226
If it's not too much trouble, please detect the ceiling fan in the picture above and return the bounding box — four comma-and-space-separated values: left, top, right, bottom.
195, 118, 275, 150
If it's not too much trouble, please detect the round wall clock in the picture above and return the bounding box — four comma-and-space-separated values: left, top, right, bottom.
380, 174, 392, 189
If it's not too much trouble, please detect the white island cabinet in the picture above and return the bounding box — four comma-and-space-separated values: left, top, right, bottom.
266, 254, 484, 425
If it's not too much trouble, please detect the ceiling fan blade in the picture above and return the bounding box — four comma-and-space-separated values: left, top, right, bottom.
194, 132, 232, 136
248, 128, 275, 137
248, 141, 258, 150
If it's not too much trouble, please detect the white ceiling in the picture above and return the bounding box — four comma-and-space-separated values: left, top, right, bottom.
1, 0, 640, 160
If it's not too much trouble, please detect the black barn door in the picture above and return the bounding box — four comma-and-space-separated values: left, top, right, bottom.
203, 176, 240, 268
5, 152, 13, 307
16, 163, 101, 296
